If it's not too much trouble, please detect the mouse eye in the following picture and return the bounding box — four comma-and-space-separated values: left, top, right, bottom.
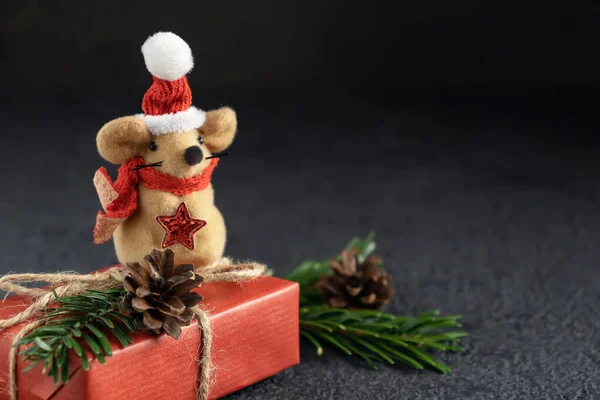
198, 136, 204, 145
149, 141, 158, 151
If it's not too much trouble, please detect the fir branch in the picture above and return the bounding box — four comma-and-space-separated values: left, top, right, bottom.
288, 233, 467, 372
13, 288, 138, 384
342, 232, 377, 263
299, 306, 466, 373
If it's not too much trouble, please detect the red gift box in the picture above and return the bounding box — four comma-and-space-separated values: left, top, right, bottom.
0, 275, 299, 399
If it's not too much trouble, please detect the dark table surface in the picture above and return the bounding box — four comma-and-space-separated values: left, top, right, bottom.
1, 89, 598, 399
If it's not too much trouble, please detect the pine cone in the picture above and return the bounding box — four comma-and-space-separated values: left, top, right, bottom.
122, 249, 204, 339
316, 250, 394, 310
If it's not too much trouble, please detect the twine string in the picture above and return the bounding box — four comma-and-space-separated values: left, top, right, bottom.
0, 260, 266, 400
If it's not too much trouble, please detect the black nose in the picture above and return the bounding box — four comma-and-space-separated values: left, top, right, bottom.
184, 146, 203, 166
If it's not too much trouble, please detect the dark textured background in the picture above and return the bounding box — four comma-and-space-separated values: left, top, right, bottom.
2, 2, 600, 399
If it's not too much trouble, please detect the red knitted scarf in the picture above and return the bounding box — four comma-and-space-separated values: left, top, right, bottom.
93, 157, 218, 243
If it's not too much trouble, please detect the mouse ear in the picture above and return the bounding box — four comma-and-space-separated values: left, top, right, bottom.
198, 107, 237, 152
96, 117, 152, 164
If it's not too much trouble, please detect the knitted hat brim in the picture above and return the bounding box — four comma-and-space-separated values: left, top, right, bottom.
135, 106, 206, 135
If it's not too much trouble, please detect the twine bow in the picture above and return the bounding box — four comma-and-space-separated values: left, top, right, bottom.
0, 258, 266, 400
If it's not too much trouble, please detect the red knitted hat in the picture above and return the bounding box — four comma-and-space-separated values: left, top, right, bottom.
136, 32, 206, 135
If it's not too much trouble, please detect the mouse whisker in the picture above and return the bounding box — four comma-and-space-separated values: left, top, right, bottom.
205, 152, 230, 160
133, 161, 163, 171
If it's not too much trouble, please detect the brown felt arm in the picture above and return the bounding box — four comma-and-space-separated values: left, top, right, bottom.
93, 169, 119, 211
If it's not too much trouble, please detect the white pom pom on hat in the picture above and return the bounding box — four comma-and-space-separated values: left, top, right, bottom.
141, 32, 194, 81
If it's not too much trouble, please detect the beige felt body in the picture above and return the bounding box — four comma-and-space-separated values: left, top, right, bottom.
113, 184, 226, 266
96, 108, 236, 268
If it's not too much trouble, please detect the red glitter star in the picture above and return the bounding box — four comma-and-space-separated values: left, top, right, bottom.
156, 202, 206, 250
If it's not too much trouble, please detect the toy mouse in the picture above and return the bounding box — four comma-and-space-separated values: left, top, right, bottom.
93, 32, 236, 267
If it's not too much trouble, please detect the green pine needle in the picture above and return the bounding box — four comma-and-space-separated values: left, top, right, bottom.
300, 306, 465, 373
13, 288, 138, 384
